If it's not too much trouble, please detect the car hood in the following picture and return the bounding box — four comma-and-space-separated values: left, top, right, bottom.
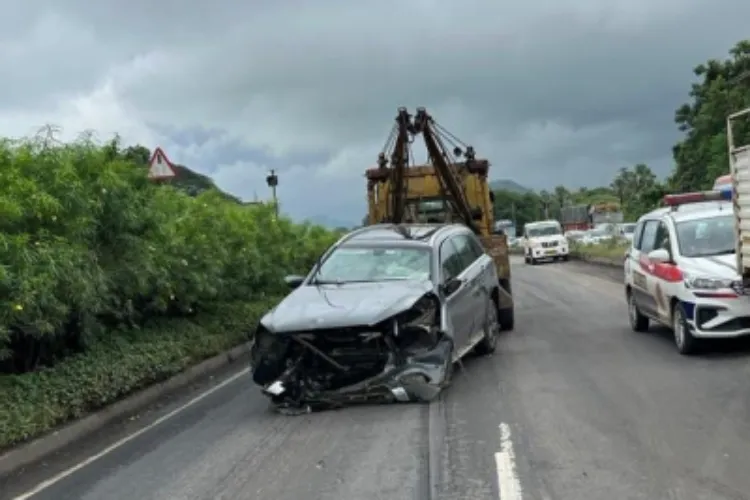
681, 253, 739, 280
261, 280, 434, 333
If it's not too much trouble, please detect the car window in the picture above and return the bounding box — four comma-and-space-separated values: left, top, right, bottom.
314, 245, 431, 283
467, 235, 487, 259
632, 221, 645, 249
639, 220, 660, 253
526, 224, 562, 237
452, 234, 483, 269
675, 214, 735, 258
655, 221, 671, 253
440, 238, 466, 281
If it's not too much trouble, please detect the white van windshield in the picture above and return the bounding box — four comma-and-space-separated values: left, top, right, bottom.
527, 224, 562, 237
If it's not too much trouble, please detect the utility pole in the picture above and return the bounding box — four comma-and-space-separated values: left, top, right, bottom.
266, 169, 279, 217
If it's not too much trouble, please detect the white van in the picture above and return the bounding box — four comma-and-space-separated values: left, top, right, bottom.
523, 220, 569, 264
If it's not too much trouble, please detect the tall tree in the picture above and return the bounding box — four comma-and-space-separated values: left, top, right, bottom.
671, 40, 750, 192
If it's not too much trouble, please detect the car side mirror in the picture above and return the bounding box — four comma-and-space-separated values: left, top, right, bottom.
647, 248, 671, 264
284, 275, 306, 289
441, 277, 463, 297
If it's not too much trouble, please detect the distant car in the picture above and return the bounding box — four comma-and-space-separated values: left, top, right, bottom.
625, 190, 747, 354
564, 230, 586, 242
582, 228, 613, 245
523, 220, 569, 264
619, 223, 637, 242
250, 223, 513, 413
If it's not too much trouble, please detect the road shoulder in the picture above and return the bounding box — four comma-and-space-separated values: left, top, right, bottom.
0, 343, 251, 487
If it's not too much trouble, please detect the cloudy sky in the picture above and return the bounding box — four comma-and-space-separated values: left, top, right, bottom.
0, 0, 748, 226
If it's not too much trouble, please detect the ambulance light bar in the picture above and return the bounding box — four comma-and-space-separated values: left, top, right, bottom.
663, 189, 732, 207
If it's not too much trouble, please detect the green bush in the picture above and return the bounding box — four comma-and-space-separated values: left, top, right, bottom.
0, 299, 278, 449
0, 134, 338, 448
570, 240, 629, 263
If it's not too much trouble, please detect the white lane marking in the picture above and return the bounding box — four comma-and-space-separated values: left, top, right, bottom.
494, 422, 523, 500
13, 367, 250, 500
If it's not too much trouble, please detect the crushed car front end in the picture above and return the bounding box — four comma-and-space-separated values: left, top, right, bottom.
250, 294, 453, 414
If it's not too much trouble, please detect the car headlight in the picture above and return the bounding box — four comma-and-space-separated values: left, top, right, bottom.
683, 272, 734, 290
395, 296, 438, 332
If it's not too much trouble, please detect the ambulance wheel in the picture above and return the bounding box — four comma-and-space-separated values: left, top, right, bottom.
673, 302, 699, 355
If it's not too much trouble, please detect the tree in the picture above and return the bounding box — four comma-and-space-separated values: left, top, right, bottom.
671, 40, 750, 192
610, 164, 664, 220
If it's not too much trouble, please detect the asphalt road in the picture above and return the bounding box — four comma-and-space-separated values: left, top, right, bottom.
5, 256, 750, 500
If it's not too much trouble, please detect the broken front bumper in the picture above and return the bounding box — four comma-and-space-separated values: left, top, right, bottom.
250, 323, 454, 414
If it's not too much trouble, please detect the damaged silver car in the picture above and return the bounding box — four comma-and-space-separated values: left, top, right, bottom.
250, 223, 511, 413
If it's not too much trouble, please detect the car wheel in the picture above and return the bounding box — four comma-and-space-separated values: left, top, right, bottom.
562, 255, 569, 261
673, 302, 699, 355
627, 291, 649, 332
475, 299, 499, 355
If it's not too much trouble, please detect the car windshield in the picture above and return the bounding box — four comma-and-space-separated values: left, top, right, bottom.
313, 245, 431, 283
527, 224, 561, 237
675, 215, 735, 258
621, 224, 635, 234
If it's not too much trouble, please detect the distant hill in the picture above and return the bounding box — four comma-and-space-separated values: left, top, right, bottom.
121, 145, 241, 203
489, 179, 531, 193
169, 164, 242, 203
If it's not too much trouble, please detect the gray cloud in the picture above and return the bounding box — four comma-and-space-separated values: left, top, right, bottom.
0, 0, 748, 224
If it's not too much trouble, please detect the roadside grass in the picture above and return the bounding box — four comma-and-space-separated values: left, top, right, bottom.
570, 240, 629, 263
0, 298, 279, 451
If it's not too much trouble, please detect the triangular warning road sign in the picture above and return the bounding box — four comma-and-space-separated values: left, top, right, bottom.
148, 147, 176, 180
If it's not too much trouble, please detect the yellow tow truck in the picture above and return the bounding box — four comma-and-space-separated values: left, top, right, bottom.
364, 107, 514, 330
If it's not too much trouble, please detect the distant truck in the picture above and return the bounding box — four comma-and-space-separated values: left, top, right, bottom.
727, 108, 750, 286
560, 202, 623, 231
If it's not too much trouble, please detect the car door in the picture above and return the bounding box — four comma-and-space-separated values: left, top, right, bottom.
452, 234, 489, 342
649, 220, 680, 323
624, 220, 645, 284
438, 236, 474, 352
631, 219, 661, 317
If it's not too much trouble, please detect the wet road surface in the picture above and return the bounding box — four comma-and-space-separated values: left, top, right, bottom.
4, 257, 750, 500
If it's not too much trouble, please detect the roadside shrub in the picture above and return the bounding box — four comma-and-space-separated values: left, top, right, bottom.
570, 239, 629, 263
0, 299, 276, 449
0, 135, 338, 374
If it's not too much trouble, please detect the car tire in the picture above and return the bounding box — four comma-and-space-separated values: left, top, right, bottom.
673, 302, 699, 355
627, 290, 649, 332
562, 255, 569, 261
475, 299, 499, 355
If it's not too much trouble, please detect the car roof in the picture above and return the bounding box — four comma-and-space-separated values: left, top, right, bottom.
639, 201, 733, 224
341, 223, 468, 247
